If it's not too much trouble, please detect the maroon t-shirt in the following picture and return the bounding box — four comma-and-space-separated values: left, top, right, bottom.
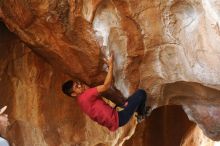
77, 87, 119, 131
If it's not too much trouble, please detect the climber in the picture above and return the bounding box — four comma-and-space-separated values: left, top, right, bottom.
61, 54, 149, 131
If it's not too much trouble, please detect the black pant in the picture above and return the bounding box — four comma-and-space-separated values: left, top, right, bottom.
118, 89, 147, 127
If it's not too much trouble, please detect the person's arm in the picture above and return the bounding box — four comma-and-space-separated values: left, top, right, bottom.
96, 55, 113, 93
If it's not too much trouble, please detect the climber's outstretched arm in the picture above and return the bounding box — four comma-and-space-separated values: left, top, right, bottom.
97, 55, 113, 93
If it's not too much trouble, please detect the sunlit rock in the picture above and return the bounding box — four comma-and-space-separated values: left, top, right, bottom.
0, 0, 220, 144
181, 126, 215, 146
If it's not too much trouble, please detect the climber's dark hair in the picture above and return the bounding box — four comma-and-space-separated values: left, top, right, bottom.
62, 80, 74, 97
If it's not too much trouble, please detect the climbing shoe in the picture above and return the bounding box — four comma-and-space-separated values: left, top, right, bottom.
136, 106, 152, 123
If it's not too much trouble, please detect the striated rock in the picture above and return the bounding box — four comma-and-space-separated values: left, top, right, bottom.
181, 125, 215, 146
0, 22, 135, 146
0, 0, 104, 85
0, 0, 220, 144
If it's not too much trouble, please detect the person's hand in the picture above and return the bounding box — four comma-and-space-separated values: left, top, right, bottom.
0, 106, 9, 135
108, 54, 113, 67
104, 54, 113, 68
0, 114, 8, 128
0, 106, 7, 115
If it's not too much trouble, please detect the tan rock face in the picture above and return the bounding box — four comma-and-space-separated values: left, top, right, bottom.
181, 125, 215, 146
0, 23, 135, 146
1, 0, 220, 143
